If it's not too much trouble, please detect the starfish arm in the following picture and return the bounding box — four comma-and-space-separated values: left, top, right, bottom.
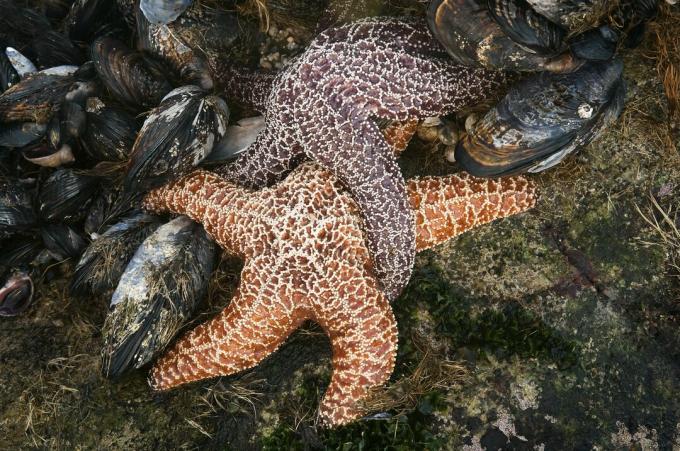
142, 170, 258, 257
210, 62, 276, 113
383, 119, 419, 157
217, 124, 304, 189
149, 254, 306, 390
408, 173, 537, 251
314, 266, 398, 426
305, 114, 415, 302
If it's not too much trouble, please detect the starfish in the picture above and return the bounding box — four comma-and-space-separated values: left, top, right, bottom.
142, 162, 536, 426
215, 17, 508, 301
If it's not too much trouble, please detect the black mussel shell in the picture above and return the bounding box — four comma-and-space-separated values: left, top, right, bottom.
0, 1, 52, 49
84, 184, 126, 235
0, 178, 37, 239
83, 98, 139, 161
31, 30, 84, 69
570, 26, 618, 62
0, 49, 21, 92
487, 0, 565, 54
102, 216, 217, 377
91, 36, 173, 110
41, 0, 75, 21
65, 0, 126, 43
0, 122, 46, 148
0, 271, 34, 317
38, 168, 99, 222
41, 223, 88, 260
124, 85, 229, 194
72, 212, 162, 295
456, 59, 626, 176
205, 116, 265, 164
0, 68, 77, 123
0, 238, 42, 270
428, 0, 572, 72
117, 0, 138, 30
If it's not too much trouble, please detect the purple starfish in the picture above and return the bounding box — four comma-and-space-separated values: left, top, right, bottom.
217, 17, 507, 301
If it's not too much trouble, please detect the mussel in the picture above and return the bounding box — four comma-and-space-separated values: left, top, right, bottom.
136, 2, 241, 90
91, 37, 173, 110
204, 115, 265, 164
5, 48, 37, 78
0, 178, 37, 239
140, 0, 193, 25
31, 30, 84, 69
0, 123, 47, 148
101, 216, 217, 378
83, 184, 126, 235
82, 98, 139, 162
124, 85, 229, 194
41, 223, 88, 260
65, 0, 127, 43
455, 59, 625, 176
428, 0, 570, 72
38, 169, 99, 222
72, 212, 162, 295
427, 0, 620, 72
0, 65, 96, 124
0, 271, 34, 317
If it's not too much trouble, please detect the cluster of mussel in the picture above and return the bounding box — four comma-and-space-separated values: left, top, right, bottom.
429, 0, 660, 176
0, 0, 666, 381
0, 0, 246, 375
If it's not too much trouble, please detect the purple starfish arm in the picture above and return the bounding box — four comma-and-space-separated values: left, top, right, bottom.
218, 18, 508, 300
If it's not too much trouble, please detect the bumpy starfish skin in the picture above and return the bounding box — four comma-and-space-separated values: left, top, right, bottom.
218, 17, 508, 301
143, 163, 536, 426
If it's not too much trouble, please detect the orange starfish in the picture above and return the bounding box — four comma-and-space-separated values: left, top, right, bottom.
142, 162, 536, 426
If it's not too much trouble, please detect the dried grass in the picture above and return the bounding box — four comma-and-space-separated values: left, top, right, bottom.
361, 333, 468, 417
644, 4, 680, 120
636, 194, 680, 277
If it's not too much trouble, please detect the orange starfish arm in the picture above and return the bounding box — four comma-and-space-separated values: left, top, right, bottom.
150, 255, 306, 390
143, 170, 258, 258
409, 173, 536, 251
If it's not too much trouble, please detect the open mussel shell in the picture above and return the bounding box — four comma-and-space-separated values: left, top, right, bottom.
428, 0, 572, 72
124, 85, 229, 194
83, 98, 139, 161
91, 36, 173, 110
102, 216, 217, 377
0, 271, 35, 317
41, 223, 88, 260
456, 59, 626, 177
140, 0, 193, 24
72, 212, 162, 296
38, 169, 99, 222
0, 122, 46, 148
22, 143, 76, 168
0, 179, 37, 239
